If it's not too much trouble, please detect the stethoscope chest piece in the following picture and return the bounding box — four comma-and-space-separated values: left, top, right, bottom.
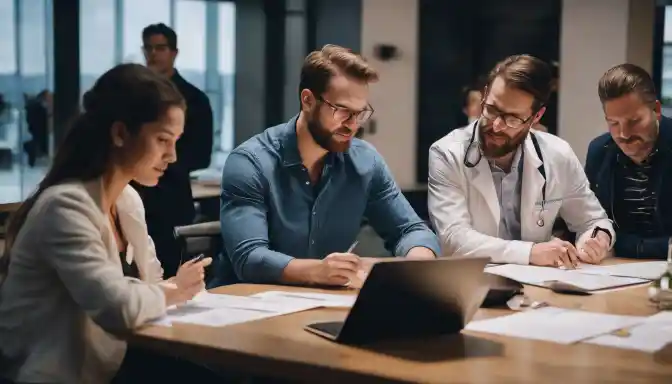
536, 217, 545, 227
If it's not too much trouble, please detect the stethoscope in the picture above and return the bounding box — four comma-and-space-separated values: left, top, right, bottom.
463, 120, 548, 227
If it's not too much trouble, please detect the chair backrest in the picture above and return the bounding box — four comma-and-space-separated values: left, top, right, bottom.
173, 221, 222, 262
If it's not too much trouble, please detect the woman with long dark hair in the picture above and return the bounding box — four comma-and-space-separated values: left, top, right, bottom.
0, 64, 211, 383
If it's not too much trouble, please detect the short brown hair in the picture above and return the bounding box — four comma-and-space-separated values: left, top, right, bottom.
486, 54, 552, 111
298, 44, 379, 103
597, 64, 657, 105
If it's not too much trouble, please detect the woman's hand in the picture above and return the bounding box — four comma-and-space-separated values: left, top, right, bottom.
161, 257, 212, 307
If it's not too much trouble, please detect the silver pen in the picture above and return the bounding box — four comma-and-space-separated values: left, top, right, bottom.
342, 240, 359, 287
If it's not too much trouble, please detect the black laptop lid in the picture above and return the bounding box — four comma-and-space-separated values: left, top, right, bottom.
335, 256, 490, 345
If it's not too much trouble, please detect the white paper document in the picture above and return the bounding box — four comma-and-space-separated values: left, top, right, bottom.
485, 264, 648, 291
465, 307, 645, 344
577, 261, 667, 280
584, 311, 672, 352
250, 291, 357, 308
151, 293, 320, 327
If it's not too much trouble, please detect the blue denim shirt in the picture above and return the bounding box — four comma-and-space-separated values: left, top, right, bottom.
214, 116, 440, 285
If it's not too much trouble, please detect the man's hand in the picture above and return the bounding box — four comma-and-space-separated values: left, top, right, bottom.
530, 238, 579, 269
578, 232, 610, 264
308, 253, 362, 286
406, 246, 436, 260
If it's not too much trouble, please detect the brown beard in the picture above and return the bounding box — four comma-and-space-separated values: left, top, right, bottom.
479, 120, 530, 158
306, 110, 353, 153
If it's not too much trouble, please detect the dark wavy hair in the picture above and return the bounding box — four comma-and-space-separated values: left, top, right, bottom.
0, 63, 185, 280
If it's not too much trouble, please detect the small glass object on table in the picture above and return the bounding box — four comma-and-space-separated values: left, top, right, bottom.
648, 237, 672, 309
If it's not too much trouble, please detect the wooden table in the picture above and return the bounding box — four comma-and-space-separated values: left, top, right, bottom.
131, 265, 672, 383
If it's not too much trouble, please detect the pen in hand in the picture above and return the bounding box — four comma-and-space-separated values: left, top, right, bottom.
342, 240, 359, 288
346, 240, 359, 254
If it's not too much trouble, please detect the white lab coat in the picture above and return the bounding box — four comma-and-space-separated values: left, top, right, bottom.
428, 121, 614, 264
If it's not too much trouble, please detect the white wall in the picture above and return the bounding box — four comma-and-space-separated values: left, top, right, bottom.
360, 0, 419, 188
559, 0, 655, 164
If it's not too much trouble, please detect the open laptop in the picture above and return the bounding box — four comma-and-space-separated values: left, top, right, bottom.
304, 256, 491, 345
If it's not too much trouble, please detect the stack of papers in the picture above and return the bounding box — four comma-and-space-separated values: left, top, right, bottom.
151, 292, 321, 327
465, 307, 645, 344
584, 311, 672, 352
150, 290, 357, 327
578, 261, 667, 280
485, 264, 648, 291
250, 291, 357, 308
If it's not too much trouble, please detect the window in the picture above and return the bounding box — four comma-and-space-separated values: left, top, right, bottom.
0, 0, 16, 74
175, 0, 206, 90
661, 7, 672, 115
80, 0, 115, 96
0, 0, 53, 204
122, 0, 171, 64
217, 2, 236, 160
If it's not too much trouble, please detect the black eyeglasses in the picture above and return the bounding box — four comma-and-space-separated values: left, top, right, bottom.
318, 96, 374, 124
481, 103, 539, 130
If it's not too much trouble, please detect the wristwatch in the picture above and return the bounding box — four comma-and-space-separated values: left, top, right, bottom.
592, 226, 612, 244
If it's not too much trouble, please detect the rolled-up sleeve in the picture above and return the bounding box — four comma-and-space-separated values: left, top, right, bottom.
219, 151, 294, 283
364, 154, 441, 257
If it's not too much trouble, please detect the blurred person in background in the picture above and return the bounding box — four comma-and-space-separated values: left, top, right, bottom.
136, 23, 214, 277
23, 90, 51, 167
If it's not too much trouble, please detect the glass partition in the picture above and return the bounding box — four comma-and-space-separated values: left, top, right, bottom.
0, 0, 54, 205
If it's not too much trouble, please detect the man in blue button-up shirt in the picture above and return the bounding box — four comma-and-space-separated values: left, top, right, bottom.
212, 45, 440, 287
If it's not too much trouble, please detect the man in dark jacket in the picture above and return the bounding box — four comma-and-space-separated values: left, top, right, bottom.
137, 23, 214, 276
585, 64, 672, 260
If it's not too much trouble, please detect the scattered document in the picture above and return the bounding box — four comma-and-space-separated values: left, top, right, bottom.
485, 264, 648, 291
577, 261, 668, 280
250, 291, 357, 308
584, 310, 672, 353
465, 307, 645, 344
150, 293, 320, 327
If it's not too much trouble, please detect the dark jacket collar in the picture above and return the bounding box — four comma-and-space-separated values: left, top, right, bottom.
170, 69, 184, 83
279, 114, 344, 167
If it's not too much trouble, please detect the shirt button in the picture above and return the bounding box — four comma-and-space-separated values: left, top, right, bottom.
311, 240, 315, 244
312, 211, 316, 215
305, 181, 309, 185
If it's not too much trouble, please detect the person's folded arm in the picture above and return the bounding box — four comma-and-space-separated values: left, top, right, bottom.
220, 151, 305, 283
428, 145, 534, 264
556, 145, 615, 250
613, 232, 669, 259
363, 153, 440, 258
37, 190, 166, 333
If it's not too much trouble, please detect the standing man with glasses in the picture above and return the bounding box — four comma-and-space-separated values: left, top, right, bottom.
428, 55, 614, 268
212, 44, 440, 287
134, 23, 214, 277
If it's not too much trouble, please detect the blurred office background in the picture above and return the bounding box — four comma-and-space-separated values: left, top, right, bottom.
0, 0, 670, 206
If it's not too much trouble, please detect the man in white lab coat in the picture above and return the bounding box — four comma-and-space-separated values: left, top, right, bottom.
428, 55, 614, 268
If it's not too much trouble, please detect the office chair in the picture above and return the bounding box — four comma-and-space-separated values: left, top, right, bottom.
173, 221, 222, 281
